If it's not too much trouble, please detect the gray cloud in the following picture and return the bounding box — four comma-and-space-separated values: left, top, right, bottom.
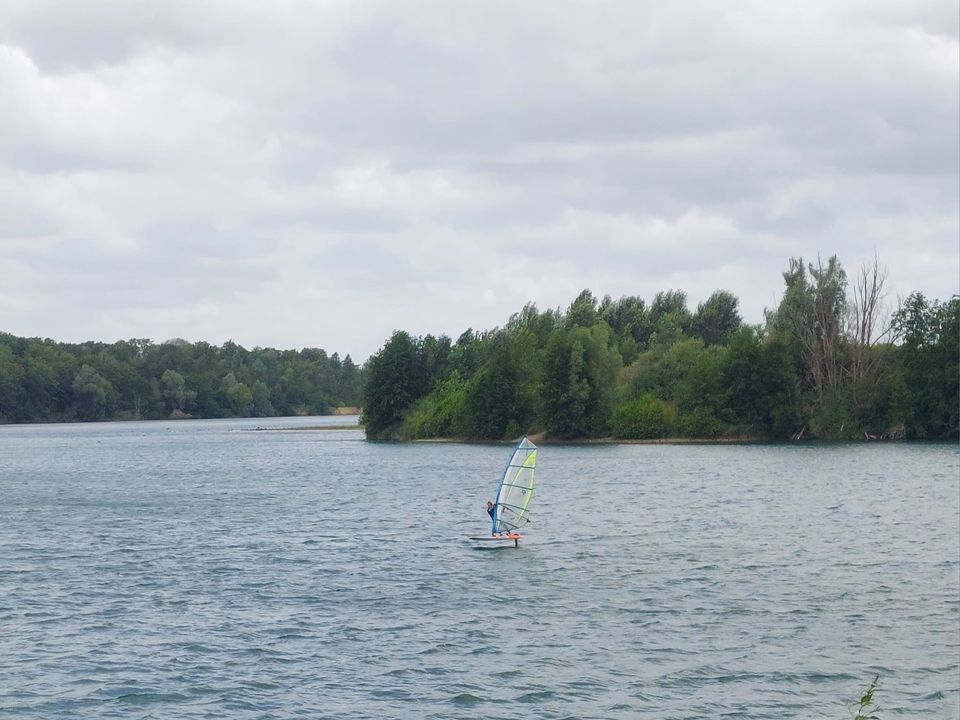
0, 0, 956, 360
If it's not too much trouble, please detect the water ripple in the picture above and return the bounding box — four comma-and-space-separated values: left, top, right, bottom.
0, 421, 957, 719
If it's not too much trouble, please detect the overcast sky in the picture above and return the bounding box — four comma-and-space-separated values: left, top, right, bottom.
1, 1, 957, 361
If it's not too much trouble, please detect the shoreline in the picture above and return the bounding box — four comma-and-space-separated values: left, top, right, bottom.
405, 434, 920, 445
245, 424, 361, 432
0, 413, 362, 430
410, 435, 763, 445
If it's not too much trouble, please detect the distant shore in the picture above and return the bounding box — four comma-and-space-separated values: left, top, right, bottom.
246, 411, 361, 432
0, 411, 362, 429
404, 433, 912, 445
410, 435, 764, 445
246, 424, 361, 432
330, 407, 361, 415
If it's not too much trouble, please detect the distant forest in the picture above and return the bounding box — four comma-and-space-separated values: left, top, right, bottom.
362, 255, 959, 442
0, 335, 361, 423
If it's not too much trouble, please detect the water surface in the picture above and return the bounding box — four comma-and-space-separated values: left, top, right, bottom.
1, 418, 957, 718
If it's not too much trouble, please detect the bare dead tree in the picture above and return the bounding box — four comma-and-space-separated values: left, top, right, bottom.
846, 253, 894, 406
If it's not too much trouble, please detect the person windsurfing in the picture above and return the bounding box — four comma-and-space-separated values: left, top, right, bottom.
487, 500, 506, 535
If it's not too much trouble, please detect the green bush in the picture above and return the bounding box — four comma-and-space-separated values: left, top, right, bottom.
611, 395, 677, 439
679, 406, 724, 438
401, 374, 467, 439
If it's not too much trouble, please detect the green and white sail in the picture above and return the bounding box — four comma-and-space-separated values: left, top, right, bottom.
492, 437, 537, 534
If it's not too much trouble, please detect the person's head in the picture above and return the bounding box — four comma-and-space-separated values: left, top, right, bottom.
487, 501, 493, 509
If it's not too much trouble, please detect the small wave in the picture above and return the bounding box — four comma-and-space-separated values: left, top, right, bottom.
515, 689, 557, 703
177, 642, 220, 654
116, 691, 190, 705
449, 692, 485, 707
382, 666, 439, 678
371, 688, 413, 700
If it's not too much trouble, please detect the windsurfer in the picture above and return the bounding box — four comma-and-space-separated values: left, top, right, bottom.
487, 500, 503, 535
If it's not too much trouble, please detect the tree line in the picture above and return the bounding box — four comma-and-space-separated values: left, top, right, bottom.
361, 255, 958, 441
0, 335, 362, 423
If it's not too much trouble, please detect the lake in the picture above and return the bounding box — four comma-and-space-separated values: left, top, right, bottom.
1, 417, 957, 719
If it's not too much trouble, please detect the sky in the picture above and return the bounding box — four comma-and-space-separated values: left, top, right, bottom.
1, 1, 957, 362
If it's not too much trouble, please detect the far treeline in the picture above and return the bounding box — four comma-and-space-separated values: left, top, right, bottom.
0, 336, 362, 423
362, 255, 959, 442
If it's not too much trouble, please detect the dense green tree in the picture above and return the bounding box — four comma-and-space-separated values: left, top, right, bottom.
371, 273, 953, 442
361, 331, 429, 438
600, 295, 650, 363
251, 380, 274, 417
691, 290, 742, 346
846, 343, 893, 435
566, 290, 600, 329
649, 289, 692, 343
21, 346, 64, 421
335, 355, 362, 406
73, 364, 113, 421
540, 330, 588, 438
541, 324, 620, 438
889, 293, 959, 438
98, 346, 151, 419
722, 327, 803, 438
0, 344, 24, 421
420, 335, 452, 386
674, 345, 728, 436
226, 381, 253, 417
507, 303, 561, 345
461, 331, 538, 439
447, 329, 487, 379
160, 369, 196, 415
0, 333, 359, 424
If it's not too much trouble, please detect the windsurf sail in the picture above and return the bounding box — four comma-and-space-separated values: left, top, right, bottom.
492, 437, 537, 535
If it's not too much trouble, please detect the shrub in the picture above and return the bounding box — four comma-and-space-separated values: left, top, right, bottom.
611, 394, 677, 439
679, 406, 725, 438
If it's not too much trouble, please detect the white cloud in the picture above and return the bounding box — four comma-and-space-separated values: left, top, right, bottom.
0, 1, 956, 359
